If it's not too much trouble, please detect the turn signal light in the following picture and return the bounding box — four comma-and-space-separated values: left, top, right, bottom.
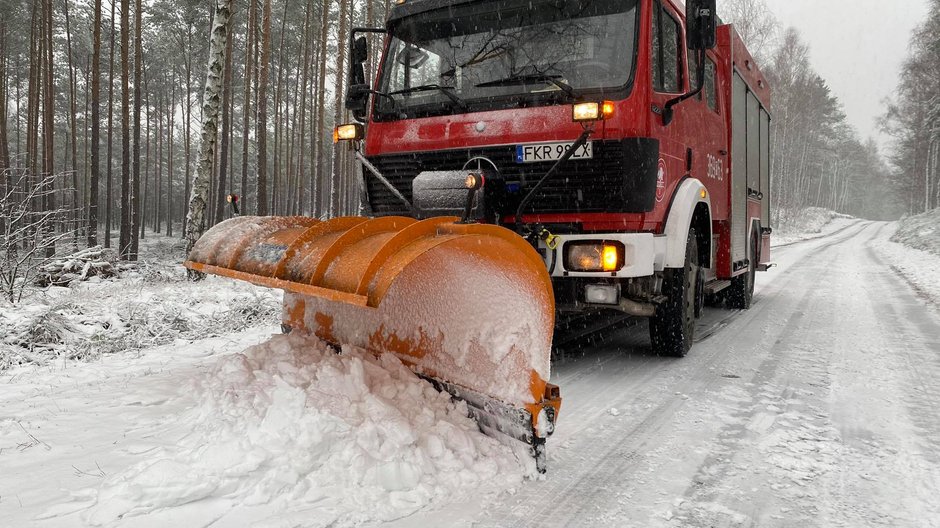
333, 123, 364, 143
572, 101, 615, 122
602, 245, 619, 272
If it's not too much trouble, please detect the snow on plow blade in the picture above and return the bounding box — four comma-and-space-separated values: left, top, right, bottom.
184, 215, 561, 471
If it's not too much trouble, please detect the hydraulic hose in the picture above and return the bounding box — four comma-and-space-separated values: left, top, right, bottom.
514, 128, 593, 232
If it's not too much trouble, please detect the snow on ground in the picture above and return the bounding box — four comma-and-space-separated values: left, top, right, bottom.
871, 208, 940, 308
0, 237, 529, 527
5, 218, 940, 527
388, 220, 940, 528
771, 207, 858, 246
890, 208, 940, 255
0, 237, 281, 371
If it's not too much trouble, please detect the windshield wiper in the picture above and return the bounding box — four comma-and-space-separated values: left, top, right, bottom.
475, 74, 578, 99
389, 84, 468, 110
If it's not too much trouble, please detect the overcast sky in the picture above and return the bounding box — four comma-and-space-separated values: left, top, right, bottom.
758, 0, 930, 148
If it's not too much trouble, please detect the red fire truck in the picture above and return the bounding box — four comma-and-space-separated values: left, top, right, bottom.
336, 0, 774, 357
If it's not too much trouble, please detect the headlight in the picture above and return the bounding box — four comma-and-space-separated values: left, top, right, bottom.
564, 241, 625, 272
572, 101, 615, 122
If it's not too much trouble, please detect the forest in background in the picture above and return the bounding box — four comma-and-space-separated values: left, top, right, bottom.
0, 0, 382, 264
0, 0, 938, 266
722, 0, 939, 223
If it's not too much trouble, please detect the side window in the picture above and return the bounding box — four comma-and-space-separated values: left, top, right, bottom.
693, 57, 718, 112
704, 58, 718, 112
652, 1, 683, 93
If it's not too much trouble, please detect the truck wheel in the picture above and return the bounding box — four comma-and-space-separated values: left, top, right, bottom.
727, 231, 757, 309
650, 229, 698, 357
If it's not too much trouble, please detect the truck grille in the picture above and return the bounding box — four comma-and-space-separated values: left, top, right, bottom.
365, 141, 639, 216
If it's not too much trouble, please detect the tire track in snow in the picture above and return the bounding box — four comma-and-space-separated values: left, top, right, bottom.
386, 220, 919, 528
667, 223, 940, 528
466, 226, 866, 527
667, 224, 865, 527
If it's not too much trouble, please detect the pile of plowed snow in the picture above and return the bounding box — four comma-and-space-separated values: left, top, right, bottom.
891, 208, 940, 256
81, 332, 528, 526
772, 207, 855, 246
871, 209, 940, 309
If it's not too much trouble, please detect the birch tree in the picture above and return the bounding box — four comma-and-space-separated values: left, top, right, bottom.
183, 0, 234, 270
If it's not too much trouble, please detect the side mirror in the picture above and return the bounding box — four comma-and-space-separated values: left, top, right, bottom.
686, 0, 717, 50
345, 28, 387, 121
352, 36, 368, 64
348, 38, 367, 87
347, 37, 369, 120
345, 83, 370, 118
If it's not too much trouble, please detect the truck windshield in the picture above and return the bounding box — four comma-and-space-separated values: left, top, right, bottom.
374, 0, 639, 120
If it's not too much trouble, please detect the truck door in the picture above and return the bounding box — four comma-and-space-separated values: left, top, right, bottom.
648, 0, 686, 208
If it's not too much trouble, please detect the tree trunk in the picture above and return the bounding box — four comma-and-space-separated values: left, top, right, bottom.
105, 0, 115, 247
88, 0, 101, 246
167, 72, 175, 237
0, 16, 9, 173
27, 0, 40, 237
64, 0, 80, 249
330, 0, 350, 218
184, 0, 234, 272
0, 15, 7, 241
182, 30, 193, 236
215, 15, 234, 225
255, 0, 272, 216
312, 0, 330, 217
42, 0, 55, 257
155, 84, 163, 234
141, 59, 151, 241
118, 0, 131, 259
240, 0, 255, 207
128, 0, 143, 259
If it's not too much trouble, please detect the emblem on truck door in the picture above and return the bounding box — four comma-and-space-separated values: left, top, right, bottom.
656, 159, 667, 202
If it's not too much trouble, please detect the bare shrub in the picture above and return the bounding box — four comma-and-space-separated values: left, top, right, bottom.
1, 169, 81, 302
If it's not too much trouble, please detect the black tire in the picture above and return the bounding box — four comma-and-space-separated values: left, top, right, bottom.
726, 231, 757, 309
694, 264, 706, 318
650, 229, 698, 357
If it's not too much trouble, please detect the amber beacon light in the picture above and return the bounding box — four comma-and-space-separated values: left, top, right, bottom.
333, 123, 364, 142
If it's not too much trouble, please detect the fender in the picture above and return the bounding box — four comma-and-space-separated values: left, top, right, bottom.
663, 178, 712, 269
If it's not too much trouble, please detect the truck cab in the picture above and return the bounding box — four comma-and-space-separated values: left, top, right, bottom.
339, 0, 773, 357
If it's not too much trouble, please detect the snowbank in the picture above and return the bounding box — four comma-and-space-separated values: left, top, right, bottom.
872, 212, 940, 308
772, 207, 856, 246
890, 208, 940, 257
80, 332, 527, 526
0, 269, 280, 371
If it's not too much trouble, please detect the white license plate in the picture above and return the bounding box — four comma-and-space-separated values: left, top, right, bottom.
515, 141, 593, 163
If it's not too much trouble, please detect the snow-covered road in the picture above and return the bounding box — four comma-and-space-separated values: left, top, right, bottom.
389, 221, 940, 527
3, 221, 939, 527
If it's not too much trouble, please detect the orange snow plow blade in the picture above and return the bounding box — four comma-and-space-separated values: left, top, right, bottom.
184, 215, 561, 471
